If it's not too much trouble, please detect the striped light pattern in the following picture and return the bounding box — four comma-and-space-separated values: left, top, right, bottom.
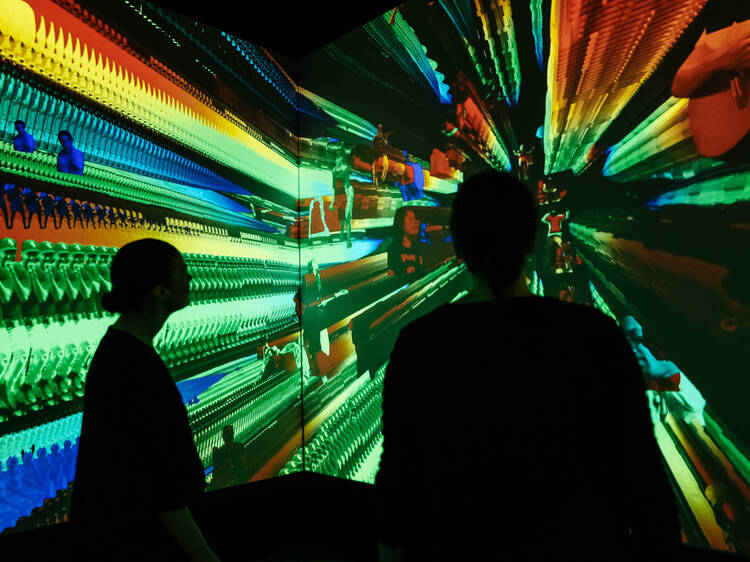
646, 170, 750, 208
0, 142, 259, 227
544, 0, 707, 175
363, 9, 452, 104
587, 280, 619, 324
454, 72, 512, 171
472, 0, 521, 105
531, 0, 545, 70
603, 96, 723, 182
297, 86, 377, 143
0, 69, 248, 194
0, 0, 299, 197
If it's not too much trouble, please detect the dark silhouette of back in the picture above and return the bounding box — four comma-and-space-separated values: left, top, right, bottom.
69, 240, 205, 561
375, 171, 681, 561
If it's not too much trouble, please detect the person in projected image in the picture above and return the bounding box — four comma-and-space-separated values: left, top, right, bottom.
372, 123, 392, 188
387, 209, 426, 278
69, 239, 221, 562
210, 424, 249, 490
57, 130, 85, 175
330, 142, 355, 247
622, 315, 706, 428
295, 284, 327, 381
13, 120, 35, 153
376, 171, 681, 562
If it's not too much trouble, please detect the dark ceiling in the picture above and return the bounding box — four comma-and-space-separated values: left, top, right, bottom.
145, 0, 403, 59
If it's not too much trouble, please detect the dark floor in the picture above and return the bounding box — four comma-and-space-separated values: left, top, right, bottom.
252, 552, 360, 562
2, 473, 747, 562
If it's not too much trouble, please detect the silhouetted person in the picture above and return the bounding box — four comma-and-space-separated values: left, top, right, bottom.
13, 120, 35, 153
331, 142, 354, 247
375, 171, 681, 562
69, 239, 221, 561
210, 425, 249, 489
298, 262, 329, 379
57, 130, 84, 175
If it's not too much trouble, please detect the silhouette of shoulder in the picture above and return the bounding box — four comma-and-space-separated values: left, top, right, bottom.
396, 296, 618, 344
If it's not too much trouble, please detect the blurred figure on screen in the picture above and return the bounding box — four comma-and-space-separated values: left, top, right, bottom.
13, 120, 35, 153
513, 144, 534, 180
387, 209, 425, 278
308, 197, 330, 238
69, 239, 221, 562
210, 425, 249, 490
330, 142, 355, 247
372, 123, 391, 188
622, 315, 706, 428
57, 130, 84, 175
376, 171, 681, 562
295, 282, 328, 380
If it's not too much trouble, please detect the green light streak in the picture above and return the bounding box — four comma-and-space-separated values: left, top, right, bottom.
297, 87, 377, 142
647, 170, 750, 208
588, 279, 619, 324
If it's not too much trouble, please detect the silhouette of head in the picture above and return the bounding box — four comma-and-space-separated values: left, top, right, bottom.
15, 120, 25, 133
58, 130, 73, 150
101, 238, 190, 315
450, 171, 537, 289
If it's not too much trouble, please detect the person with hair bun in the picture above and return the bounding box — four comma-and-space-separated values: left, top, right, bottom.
376, 171, 681, 562
70, 239, 221, 562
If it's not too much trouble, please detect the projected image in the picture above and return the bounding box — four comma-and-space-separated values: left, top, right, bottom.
285, 0, 749, 557
1, 0, 749, 558
0, 0, 303, 537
